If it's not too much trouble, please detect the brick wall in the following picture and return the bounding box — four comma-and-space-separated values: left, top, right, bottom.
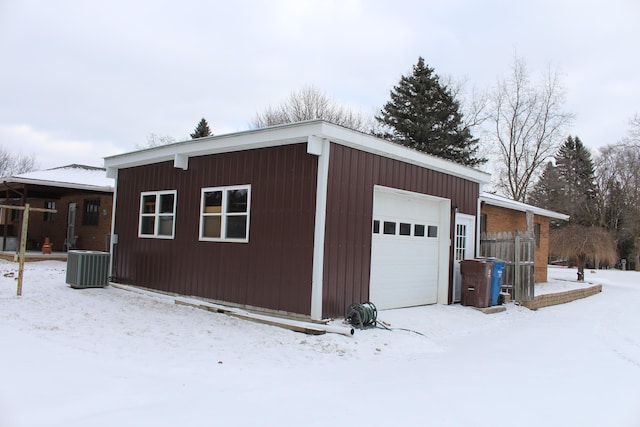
26, 193, 113, 252
481, 204, 551, 283
522, 285, 602, 310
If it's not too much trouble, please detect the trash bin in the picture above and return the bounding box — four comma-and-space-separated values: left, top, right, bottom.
460, 259, 493, 308
480, 258, 505, 306
475, 257, 506, 306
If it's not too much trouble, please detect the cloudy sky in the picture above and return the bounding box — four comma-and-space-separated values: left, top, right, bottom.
1, 0, 638, 170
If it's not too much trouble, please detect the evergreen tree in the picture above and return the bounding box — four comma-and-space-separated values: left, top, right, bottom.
528, 161, 564, 214
190, 118, 212, 139
555, 136, 599, 226
375, 57, 485, 167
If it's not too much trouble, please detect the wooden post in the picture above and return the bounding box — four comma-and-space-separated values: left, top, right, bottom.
514, 233, 521, 302
0, 203, 57, 296
16, 203, 29, 296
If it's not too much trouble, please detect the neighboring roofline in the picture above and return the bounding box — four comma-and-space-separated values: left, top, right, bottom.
48, 164, 106, 171
1, 165, 114, 193
480, 192, 570, 220
104, 120, 492, 184
1, 176, 113, 193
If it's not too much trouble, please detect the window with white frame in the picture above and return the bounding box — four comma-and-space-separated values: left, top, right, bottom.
139, 190, 177, 238
199, 185, 251, 242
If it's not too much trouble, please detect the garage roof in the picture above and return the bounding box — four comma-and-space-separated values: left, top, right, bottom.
104, 120, 492, 184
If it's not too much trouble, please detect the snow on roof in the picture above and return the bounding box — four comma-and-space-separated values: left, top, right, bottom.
3, 164, 114, 192
480, 191, 569, 220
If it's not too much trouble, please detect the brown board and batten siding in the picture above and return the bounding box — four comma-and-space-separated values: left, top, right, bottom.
322, 143, 479, 317
112, 143, 318, 315
107, 121, 489, 320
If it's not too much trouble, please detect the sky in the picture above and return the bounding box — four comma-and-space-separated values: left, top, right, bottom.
1, 0, 638, 170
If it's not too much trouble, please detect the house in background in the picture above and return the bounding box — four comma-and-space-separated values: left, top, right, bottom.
105, 120, 491, 320
479, 192, 570, 283
0, 164, 114, 253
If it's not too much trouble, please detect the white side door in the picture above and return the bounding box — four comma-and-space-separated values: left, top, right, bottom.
453, 213, 476, 302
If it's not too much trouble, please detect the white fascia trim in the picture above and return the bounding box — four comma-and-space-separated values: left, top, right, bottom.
480, 192, 570, 221
104, 121, 327, 171
104, 121, 490, 185
310, 137, 330, 320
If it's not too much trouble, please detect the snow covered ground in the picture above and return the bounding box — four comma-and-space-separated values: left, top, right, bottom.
1, 261, 639, 427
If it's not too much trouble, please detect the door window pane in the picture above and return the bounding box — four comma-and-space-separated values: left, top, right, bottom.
399, 223, 411, 236
383, 221, 396, 235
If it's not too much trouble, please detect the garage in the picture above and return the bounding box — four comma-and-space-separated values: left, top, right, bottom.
369, 186, 451, 310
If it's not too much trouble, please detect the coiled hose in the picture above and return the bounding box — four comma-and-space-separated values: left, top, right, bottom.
346, 301, 426, 336
346, 301, 377, 329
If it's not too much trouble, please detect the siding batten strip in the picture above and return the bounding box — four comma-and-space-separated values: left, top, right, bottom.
310, 137, 330, 320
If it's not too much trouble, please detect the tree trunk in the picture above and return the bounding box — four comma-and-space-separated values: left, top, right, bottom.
577, 254, 586, 281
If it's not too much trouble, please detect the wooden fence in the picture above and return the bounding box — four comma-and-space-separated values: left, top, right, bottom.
479, 231, 535, 302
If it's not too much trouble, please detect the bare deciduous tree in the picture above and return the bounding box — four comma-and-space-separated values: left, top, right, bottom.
624, 113, 640, 146
251, 86, 369, 132
489, 56, 573, 201
0, 146, 37, 177
443, 75, 491, 135
549, 225, 618, 281
596, 139, 640, 270
136, 133, 176, 149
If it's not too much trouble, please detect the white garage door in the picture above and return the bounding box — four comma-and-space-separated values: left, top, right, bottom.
370, 187, 448, 310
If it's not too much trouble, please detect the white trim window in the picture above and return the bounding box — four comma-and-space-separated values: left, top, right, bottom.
139, 190, 177, 239
199, 185, 251, 242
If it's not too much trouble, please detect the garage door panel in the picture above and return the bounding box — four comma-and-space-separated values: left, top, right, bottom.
376, 193, 440, 222
370, 188, 445, 310
372, 280, 438, 309
371, 240, 438, 267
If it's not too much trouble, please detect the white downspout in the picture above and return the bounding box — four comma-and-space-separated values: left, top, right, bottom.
308, 136, 330, 321
107, 168, 118, 280
476, 183, 484, 256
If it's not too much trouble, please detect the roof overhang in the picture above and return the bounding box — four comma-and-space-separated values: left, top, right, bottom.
1, 177, 113, 193
480, 192, 570, 220
104, 120, 492, 185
